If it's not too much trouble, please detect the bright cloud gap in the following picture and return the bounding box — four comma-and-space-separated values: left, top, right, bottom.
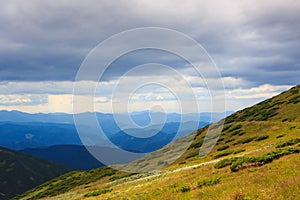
0, 80, 292, 114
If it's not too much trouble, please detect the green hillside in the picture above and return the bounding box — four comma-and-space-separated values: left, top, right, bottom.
0, 147, 70, 200
15, 85, 300, 200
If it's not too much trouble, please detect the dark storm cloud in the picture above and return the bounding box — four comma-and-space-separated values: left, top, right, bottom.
0, 0, 299, 87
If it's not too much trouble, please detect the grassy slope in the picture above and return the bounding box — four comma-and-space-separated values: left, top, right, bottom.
0, 147, 70, 200
16, 85, 300, 200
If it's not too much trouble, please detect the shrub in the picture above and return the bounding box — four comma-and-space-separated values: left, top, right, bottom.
225, 138, 235, 143
230, 147, 300, 172
229, 124, 242, 132
260, 108, 278, 120
287, 95, 300, 104
233, 148, 246, 154
222, 124, 232, 132
84, 188, 112, 197
109, 173, 133, 181
197, 177, 221, 188
186, 150, 199, 159
214, 150, 234, 158
225, 116, 236, 124
276, 134, 285, 138
216, 137, 225, 144
289, 125, 296, 130
189, 137, 204, 149
214, 147, 300, 171
231, 130, 245, 136
230, 157, 256, 172
276, 138, 300, 148
255, 135, 269, 141
217, 145, 229, 151
237, 131, 246, 136
214, 157, 238, 169
180, 185, 190, 193
233, 137, 257, 145
196, 128, 205, 136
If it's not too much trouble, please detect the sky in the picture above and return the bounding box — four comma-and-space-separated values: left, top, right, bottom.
0, 0, 299, 113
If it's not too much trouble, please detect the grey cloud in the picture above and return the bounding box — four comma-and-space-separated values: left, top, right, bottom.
0, 0, 299, 87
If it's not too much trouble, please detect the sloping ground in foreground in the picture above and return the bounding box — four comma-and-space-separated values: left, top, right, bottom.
0, 147, 70, 200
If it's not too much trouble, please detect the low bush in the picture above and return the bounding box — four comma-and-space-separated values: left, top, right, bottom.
233, 137, 257, 145
180, 185, 190, 193
217, 145, 229, 151
225, 138, 235, 143
230, 157, 257, 172
222, 124, 232, 132
233, 148, 246, 154
230, 147, 300, 172
276, 138, 300, 148
189, 137, 204, 149
237, 131, 246, 136
229, 124, 242, 132
231, 130, 245, 136
214, 157, 238, 169
214, 150, 234, 158
214, 147, 300, 172
216, 137, 225, 144
197, 177, 221, 188
287, 95, 300, 104
255, 135, 269, 141
276, 134, 285, 138
84, 188, 112, 197
186, 150, 199, 159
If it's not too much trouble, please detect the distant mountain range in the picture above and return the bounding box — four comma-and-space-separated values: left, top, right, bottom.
0, 110, 232, 169
0, 122, 81, 150
0, 110, 232, 125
